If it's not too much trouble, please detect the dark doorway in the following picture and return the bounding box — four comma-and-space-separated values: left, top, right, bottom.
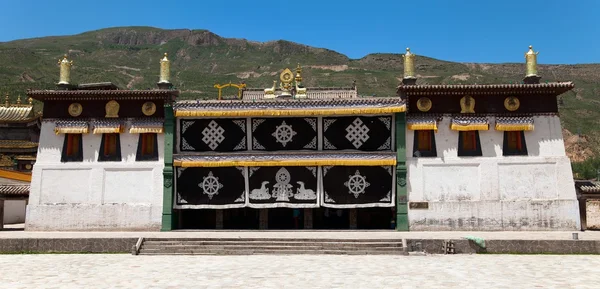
224, 208, 259, 229
268, 208, 304, 229
357, 208, 394, 229
313, 208, 350, 229
179, 209, 216, 229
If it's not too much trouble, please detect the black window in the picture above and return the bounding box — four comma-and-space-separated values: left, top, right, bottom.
503, 131, 528, 156
98, 133, 122, 162
412, 130, 437, 157
136, 133, 159, 161
61, 134, 83, 162
458, 131, 482, 157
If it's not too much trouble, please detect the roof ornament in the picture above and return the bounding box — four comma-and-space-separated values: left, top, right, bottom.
28, 97, 33, 105
158, 53, 171, 84
4, 93, 9, 107
58, 54, 73, 85
525, 45, 539, 77
402, 48, 416, 80
16, 95, 21, 105
295, 63, 303, 84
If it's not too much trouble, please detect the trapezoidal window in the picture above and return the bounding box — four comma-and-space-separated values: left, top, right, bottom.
61, 133, 83, 162
98, 133, 122, 162
136, 133, 158, 161
458, 131, 482, 157
412, 130, 437, 157
503, 131, 528, 156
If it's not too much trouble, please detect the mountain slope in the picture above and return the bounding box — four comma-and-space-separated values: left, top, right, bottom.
1, 26, 598, 163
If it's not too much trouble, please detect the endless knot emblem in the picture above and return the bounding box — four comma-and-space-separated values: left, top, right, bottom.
202, 121, 225, 150
199, 171, 223, 200
344, 170, 370, 198
345, 118, 370, 148
272, 121, 297, 147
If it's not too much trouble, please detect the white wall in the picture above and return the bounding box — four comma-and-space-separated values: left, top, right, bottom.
25, 120, 165, 231
406, 115, 580, 231
3, 200, 26, 224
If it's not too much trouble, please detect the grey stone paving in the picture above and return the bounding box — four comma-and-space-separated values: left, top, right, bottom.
0, 254, 599, 288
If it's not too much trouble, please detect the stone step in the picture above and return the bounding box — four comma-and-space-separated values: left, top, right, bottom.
140, 245, 404, 252
141, 241, 403, 247
143, 238, 403, 243
138, 249, 407, 255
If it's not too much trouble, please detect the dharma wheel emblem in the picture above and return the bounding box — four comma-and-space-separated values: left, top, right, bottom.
142, 102, 156, 116
199, 171, 223, 200
272, 121, 297, 147
344, 170, 370, 198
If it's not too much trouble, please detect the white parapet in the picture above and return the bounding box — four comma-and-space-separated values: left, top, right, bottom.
406, 115, 580, 231
25, 121, 165, 231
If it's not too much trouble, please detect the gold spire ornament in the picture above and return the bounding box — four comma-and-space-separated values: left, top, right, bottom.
402, 47, 416, 79
28, 97, 33, 105
158, 53, 171, 84
525, 45, 539, 77
58, 54, 73, 85
295, 64, 303, 83
16, 95, 21, 105
4, 93, 9, 106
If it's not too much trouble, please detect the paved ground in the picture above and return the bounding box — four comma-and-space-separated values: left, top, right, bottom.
0, 254, 599, 288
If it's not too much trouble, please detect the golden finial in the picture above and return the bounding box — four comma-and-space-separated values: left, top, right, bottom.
158, 52, 171, 84
16, 95, 21, 105
525, 45, 539, 77
4, 93, 9, 107
28, 97, 33, 105
402, 47, 416, 79
295, 63, 303, 83
58, 54, 74, 85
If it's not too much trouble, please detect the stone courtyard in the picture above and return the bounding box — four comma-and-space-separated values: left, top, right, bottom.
0, 254, 599, 288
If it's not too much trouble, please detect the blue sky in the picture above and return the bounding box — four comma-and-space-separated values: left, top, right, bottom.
1, 0, 597, 64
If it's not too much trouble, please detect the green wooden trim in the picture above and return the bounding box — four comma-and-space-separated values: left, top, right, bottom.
161, 104, 175, 231
395, 112, 408, 231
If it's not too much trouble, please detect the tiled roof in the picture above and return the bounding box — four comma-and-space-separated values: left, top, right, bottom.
242, 88, 357, 100
27, 89, 178, 101
398, 82, 574, 95
495, 116, 535, 131
54, 120, 89, 134
0, 105, 35, 122
407, 115, 440, 131
91, 120, 124, 134
174, 97, 406, 117
130, 119, 164, 134
0, 140, 38, 149
0, 184, 29, 196
450, 116, 490, 131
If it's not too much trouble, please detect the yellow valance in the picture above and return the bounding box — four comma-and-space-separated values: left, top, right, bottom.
130, 127, 164, 134
92, 125, 124, 134
174, 159, 396, 168
175, 106, 406, 117
450, 116, 489, 131
407, 116, 439, 132
54, 121, 89, 135
495, 117, 534, 131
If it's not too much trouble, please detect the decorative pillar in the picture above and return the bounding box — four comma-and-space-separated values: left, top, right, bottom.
303, 208, 313, 229
395, 113, 409, 231
161, 103, 175, 231
259, 209, 268, 229
349, 209, 358, 229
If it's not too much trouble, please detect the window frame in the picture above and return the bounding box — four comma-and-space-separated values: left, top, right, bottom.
98, 133, 122, 162
412, 130, 437, 157
457, 130, 482, 157
61, 133, 83, 162
136, 133, 159, 161
503, 131, 528, 156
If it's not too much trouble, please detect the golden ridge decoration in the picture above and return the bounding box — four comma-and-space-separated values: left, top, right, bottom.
173, 159, 397, 168
129, 127, 164, 134
460, 95, 475, 113
142, 102, 157, 116
214, 82, 247, 100
158, 53, 170, 83
407, 123, 437, 132
416, 97, 432, 112
68, 103, 83, 117
105, 100, 120, 118
93, 126, 124, 134
402, 47, 416, 79
504, 96, 520, 111
525, 45, 539, 77
174, 106, 406, 117
54, 127, 89, 135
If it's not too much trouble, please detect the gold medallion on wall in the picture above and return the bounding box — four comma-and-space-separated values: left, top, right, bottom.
68, 102, 83, 117
504, 96, 520, 111
460, 95, 475, 113
105, 100, 120, 118
142, 101, 157, 116
416, 97, 432, 112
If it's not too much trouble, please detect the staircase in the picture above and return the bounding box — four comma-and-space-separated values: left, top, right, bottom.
135, 238, 407, 255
